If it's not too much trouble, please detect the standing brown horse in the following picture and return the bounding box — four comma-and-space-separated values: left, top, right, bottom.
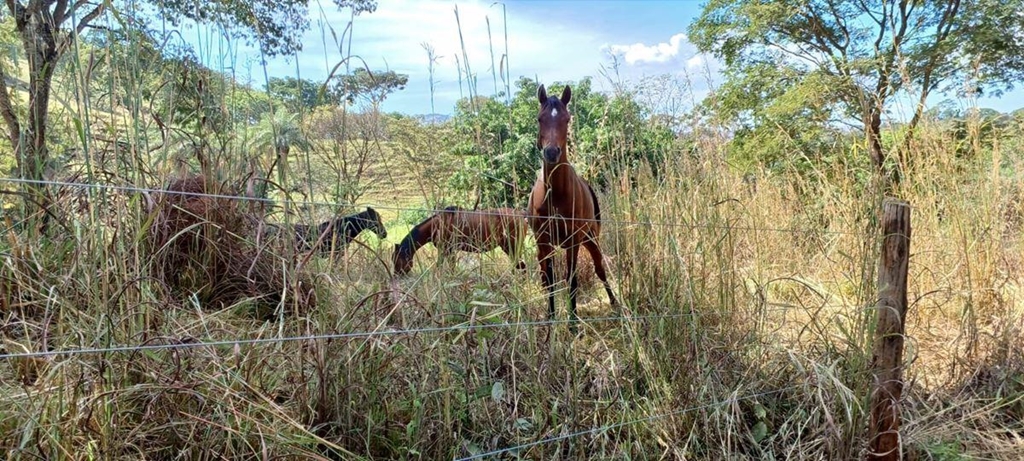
528, 84, 618, 327
393, 206, 528, 276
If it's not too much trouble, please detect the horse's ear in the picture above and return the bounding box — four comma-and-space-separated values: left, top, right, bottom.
537, 84, 547, 105
560, 86, 571, 106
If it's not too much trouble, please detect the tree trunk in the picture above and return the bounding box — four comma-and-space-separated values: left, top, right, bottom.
866, 108, 885, 172
866, 106, 901, 189
15, 9, 61, 233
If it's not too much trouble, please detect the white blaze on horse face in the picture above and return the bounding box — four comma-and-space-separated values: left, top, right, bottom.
551, 108, 558, 118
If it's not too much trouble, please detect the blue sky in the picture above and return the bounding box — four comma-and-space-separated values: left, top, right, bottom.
179, 0, 1022, 117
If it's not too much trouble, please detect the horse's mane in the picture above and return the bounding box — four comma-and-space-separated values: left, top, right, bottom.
399, 205, 465, 253
331, 207, 380, 228
397, 210, 440, 256
361, 206, 380, 219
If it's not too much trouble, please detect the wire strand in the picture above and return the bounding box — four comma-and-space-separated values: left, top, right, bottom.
455, 385, 798, 460
0, 312, 695, 360
0, 177, 868, 236
0, 303, 821, 360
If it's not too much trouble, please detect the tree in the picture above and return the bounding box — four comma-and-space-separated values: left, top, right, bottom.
689, 0, 1024, 184
267, 76, 343, 112
307, 107, 387, 205
0, 0, 376, 230
335, 68, 408, 108
251, 108, 311, 189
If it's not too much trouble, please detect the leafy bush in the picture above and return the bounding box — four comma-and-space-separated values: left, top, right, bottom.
447, 77, 676, 207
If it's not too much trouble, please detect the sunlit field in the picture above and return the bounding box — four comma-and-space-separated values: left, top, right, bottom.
2, 1, 1024, 459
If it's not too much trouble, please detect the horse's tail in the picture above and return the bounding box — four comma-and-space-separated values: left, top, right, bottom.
586, 182, 601, 223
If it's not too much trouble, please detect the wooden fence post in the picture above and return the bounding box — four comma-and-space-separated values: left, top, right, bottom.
867, 199, 911, 460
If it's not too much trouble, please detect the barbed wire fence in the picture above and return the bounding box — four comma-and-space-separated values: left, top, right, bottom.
0, 176, 875, 234
0, 177, 919, 459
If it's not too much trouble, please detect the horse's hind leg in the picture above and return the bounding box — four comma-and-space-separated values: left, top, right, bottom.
583, 239, 618, 309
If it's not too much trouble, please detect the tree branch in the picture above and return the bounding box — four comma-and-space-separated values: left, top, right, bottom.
7, 0, 26, 28
856, 0, 884, 27
903, 0, 961, 146
766, 40, 826, 70
825, 0, 851, 49
873, 0, 892, 55
75, 2, 105, 35
52, 0, 68, 27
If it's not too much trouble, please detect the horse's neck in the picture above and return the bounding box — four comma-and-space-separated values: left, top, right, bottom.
405, 216, 436, 252
542, 160, 580, 200
343, 216, 365, 237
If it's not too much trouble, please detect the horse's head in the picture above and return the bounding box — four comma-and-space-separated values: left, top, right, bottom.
536, 84, 572, 164
365, 207, 387, 239
392, 243, 412, 276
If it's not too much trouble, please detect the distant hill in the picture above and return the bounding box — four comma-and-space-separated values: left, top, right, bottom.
415, 113, 451, 125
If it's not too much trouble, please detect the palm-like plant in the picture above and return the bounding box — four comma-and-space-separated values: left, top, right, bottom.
251, 108, 312, 191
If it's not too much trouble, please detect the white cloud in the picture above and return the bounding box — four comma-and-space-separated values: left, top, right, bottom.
173, 4, 722, 114
606, 33, 691, 65
685, 54, 705, 70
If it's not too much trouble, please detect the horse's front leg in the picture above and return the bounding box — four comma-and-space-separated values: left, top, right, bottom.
537, 242, 556, 320
436, 245, 455, 272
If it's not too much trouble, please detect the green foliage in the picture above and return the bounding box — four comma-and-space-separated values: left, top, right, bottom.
266, 76, 342, 112
919, 439, 968, 461
447, 77, 675, 207
688, 0, 1024, 174
335, 68, 409, 107
933, 106, 1019, 161
714, 64, 845, 172
150, 0, 378, 56
252, 109, 311, 154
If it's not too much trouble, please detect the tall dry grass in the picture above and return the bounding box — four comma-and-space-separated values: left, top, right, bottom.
7, 122, 1022, 459
2, 5, 1024, 460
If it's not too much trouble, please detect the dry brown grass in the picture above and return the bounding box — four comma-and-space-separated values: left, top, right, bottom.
148, 175, 316, 316
3, 80, 1024, 459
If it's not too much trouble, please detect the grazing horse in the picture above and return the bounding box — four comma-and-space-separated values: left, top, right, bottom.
528, 84, 618, 328
294, 207, 388, 255
393, 206, 528, 276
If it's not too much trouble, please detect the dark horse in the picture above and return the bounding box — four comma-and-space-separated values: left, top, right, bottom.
528, 84, 618, 328
293, 207, 388, 255
393, 206, 527, 276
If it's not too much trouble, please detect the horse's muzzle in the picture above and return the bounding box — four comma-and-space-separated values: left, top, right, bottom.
542, 146, 561, 163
